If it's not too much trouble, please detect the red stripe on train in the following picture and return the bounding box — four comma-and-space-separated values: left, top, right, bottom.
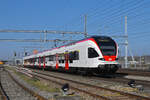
43, 56, 46, 68
39, 57, 41, 68
103, 56, 116, 61
56, 54, 59, 69
65, 53, 69, 70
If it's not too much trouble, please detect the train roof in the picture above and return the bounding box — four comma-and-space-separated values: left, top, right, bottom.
23, 35, 112, 59
90, 36, 112, 39
65, 35, 112, 45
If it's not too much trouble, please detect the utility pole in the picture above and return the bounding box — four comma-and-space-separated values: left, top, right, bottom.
140, 55, 142, 68
124, 16, 128, 68
13, 51, 16, 65
128, 47, 136, 68
44, 30, 47, 43
43, 30, 47, 51
84, 15, 88, 38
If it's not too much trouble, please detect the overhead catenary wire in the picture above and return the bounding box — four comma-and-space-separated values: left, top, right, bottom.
0, 29, 85, 34
87, 0, 143, 26
0, 39, 75, 42
59, 0, 142, 32
91, 4, 149, 36
76, 0, 144, 31
88, 2, 145, 29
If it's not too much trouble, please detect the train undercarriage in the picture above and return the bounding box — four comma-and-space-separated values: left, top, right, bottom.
24, 64, 120, 75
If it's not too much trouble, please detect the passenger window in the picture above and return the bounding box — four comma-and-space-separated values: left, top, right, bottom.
69, 60, 73, 63
49, 55, 54, 61
62, 60, 64, 63
69, 51, 79, 60
74, 51, 79, 60
40, 57, 44, 63
88, 47, 99, 58
59, 60, 61, 63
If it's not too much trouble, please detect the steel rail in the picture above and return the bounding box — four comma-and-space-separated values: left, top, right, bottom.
117, 69, 150, 77
32, 73, 110, 100
115, 77, 150, 87
0, 82, 7, 100
92, 75, 150, 88
34, 71, 150, 100
5, 69, 47, 100
0, 67, 9, 100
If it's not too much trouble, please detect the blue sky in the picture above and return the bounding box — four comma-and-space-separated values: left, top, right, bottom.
0, 0, 150, 60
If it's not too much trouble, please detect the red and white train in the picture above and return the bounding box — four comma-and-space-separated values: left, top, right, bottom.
23, 36, 120, 74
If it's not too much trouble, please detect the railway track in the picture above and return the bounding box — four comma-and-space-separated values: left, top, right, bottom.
92, 72, 150, 88
0, 67, 47, 100
0, 66, 8, 100
95, 76, 150, 88
117, 68, 150, 77
31, 70, 150, 100
0, 79, 7, 100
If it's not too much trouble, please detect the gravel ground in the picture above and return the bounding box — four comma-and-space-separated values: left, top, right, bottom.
6, 69, 58, 100
33, 71, 146, 100
6, 66, 84, 100
124, 75, 150, 81
0, 69, 37, 100
33, 69, 150, 98
7, 66, 150, 100
0, 90, 4, 100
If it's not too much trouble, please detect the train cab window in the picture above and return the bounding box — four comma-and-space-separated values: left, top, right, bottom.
88, 47, 99, 58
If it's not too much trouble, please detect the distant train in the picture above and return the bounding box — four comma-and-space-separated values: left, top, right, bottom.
23, 36, 120, 74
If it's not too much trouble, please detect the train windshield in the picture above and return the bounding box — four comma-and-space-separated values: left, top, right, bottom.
94, 36, 117, 56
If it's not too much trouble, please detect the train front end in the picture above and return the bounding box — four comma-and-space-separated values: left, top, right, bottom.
93, 36, 120, 73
